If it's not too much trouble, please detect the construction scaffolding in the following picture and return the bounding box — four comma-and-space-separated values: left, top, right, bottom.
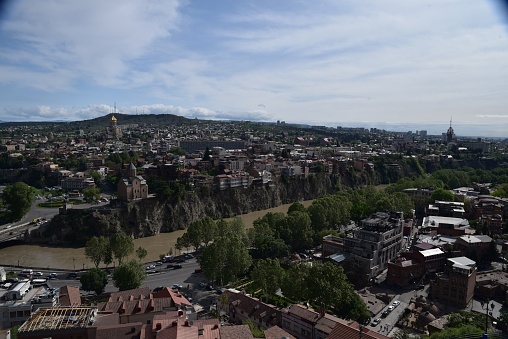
18, 306, 97, 333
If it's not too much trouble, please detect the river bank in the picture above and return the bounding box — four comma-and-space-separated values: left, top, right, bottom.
0, 200, 313, 270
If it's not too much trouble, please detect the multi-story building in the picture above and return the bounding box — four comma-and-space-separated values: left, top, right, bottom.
342, 211, 404, 282
426, 200, 465, 218
386, 248, 445, 287
430, 256, 477, 308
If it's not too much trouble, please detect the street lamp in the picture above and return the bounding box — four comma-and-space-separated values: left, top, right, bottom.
480, 300, 495, 334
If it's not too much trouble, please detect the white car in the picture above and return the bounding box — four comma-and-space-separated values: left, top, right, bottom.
392, 300, 401, 307
34, 272, 44, 277
371, 318, 381, 326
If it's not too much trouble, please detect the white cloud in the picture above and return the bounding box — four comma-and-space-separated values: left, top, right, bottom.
0, 0, 181, 88
0, 0, 508, 132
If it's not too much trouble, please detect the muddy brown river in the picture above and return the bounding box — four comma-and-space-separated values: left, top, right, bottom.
0, 200, 313, 270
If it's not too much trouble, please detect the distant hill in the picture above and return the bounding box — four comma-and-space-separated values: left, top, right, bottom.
72, 113, 192, 129
0, 113, 193, 130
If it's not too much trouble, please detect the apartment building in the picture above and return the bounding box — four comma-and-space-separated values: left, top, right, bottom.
430, 257, 477, 308
342, 211, 404, 282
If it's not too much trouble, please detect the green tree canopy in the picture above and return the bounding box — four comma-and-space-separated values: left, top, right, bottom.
430, 188, 455, 202
82, 187, 100, 202
251, 258, 285, 300
199, 235, 252, 286
112, 259, 146, 291
1, 182, 35, 220
136, 246, 148, 261
110, 232, 134, 265
80, 268, 108, 295
85, 236, 111, 268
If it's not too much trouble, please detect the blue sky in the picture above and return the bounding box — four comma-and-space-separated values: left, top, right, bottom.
0, 0, 508, 136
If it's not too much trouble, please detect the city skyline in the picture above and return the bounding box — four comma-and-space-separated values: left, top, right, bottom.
0, 1, 508, 136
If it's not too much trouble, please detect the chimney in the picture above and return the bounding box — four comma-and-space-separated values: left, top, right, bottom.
148, 299, 155, 311
178, 310, 184, 317
155, 323, 162, 330
172, 320, 178, 327
212, 324, 219, 330
184, 320, 189, 327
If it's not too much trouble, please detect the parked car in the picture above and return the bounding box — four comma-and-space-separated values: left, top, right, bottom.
153, 286, 164, 293
67, 272, 77, 279
171, 284, 183, 290
173, 264, 182, 269
392, 300, 401, 307
387, 305, 395, 312
155, 261, 162, 266
48, 273, 58, 279
381, 310, 389, 318
371, 318, 381, 326
34, 272, 44, 277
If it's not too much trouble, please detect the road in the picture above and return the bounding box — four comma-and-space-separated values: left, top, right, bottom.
0, 198, 110, 242
19, 258, 220, 306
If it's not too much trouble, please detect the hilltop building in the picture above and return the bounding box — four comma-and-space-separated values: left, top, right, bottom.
117, 163, 148, 202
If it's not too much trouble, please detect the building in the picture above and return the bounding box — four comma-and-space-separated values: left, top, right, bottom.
281, 304, 320, 339
455, 235, 493, 261
430, 257, 477, 308
221, 289, 282, 330
420, 215, 470, 236
426, 200, 465, 218
342, 212, 404, 282
387, 248, 445, 287
117, 163, 149, 202
0, 281, 57, 329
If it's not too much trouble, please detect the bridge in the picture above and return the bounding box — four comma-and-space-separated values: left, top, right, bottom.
0, 221, 39, 243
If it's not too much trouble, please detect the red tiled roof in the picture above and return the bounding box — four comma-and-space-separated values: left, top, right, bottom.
220, 324, 254, 339
97, 297, 174, 315
153, 288, 192, 307
59, 285, 81, 306
327, 319, 390, 339
264, 325, 295, 339
286, 304, 320, 324
95, 322, 144, 339
109, 287, 151, 302
224, 290, 281, 327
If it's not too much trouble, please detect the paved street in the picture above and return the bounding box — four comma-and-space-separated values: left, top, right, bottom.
15, 258, 221, 303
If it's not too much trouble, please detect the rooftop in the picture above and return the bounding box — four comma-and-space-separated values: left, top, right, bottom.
18, 306, 97, 333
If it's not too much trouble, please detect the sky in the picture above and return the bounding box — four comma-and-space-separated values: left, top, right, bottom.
0, 0, 508, 136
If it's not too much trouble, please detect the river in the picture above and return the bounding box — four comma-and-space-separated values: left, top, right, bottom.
0, 200, 313, 270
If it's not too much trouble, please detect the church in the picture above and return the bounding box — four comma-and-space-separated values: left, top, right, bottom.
117, 163, 148, 202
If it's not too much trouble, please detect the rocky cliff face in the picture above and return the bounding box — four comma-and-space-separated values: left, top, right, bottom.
41, 171, 381, 245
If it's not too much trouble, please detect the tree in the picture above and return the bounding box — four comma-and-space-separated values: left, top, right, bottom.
199, 235, 252, 286
90, 171, 102, 185
430, 188, 454, 202
286, 211, 313, 251
169, 146, 186, 156
1, 182, 35, 220
203, 147, 211, 161
80, 268, 108, 295
288, 202, 306, 214
110, 232, 134, 265
112, 259, 146, 291
281, 263, 310, 303
251, 258, 284, 300
85, 236, 111, 268
82, 187, 100, 202
136, 246, 147, 261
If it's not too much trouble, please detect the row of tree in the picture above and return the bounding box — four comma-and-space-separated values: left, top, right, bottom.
81, 233, 148, 294
252, 259, 371, 323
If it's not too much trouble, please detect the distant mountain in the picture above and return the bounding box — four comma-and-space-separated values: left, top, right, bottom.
72, 113, 192, 129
